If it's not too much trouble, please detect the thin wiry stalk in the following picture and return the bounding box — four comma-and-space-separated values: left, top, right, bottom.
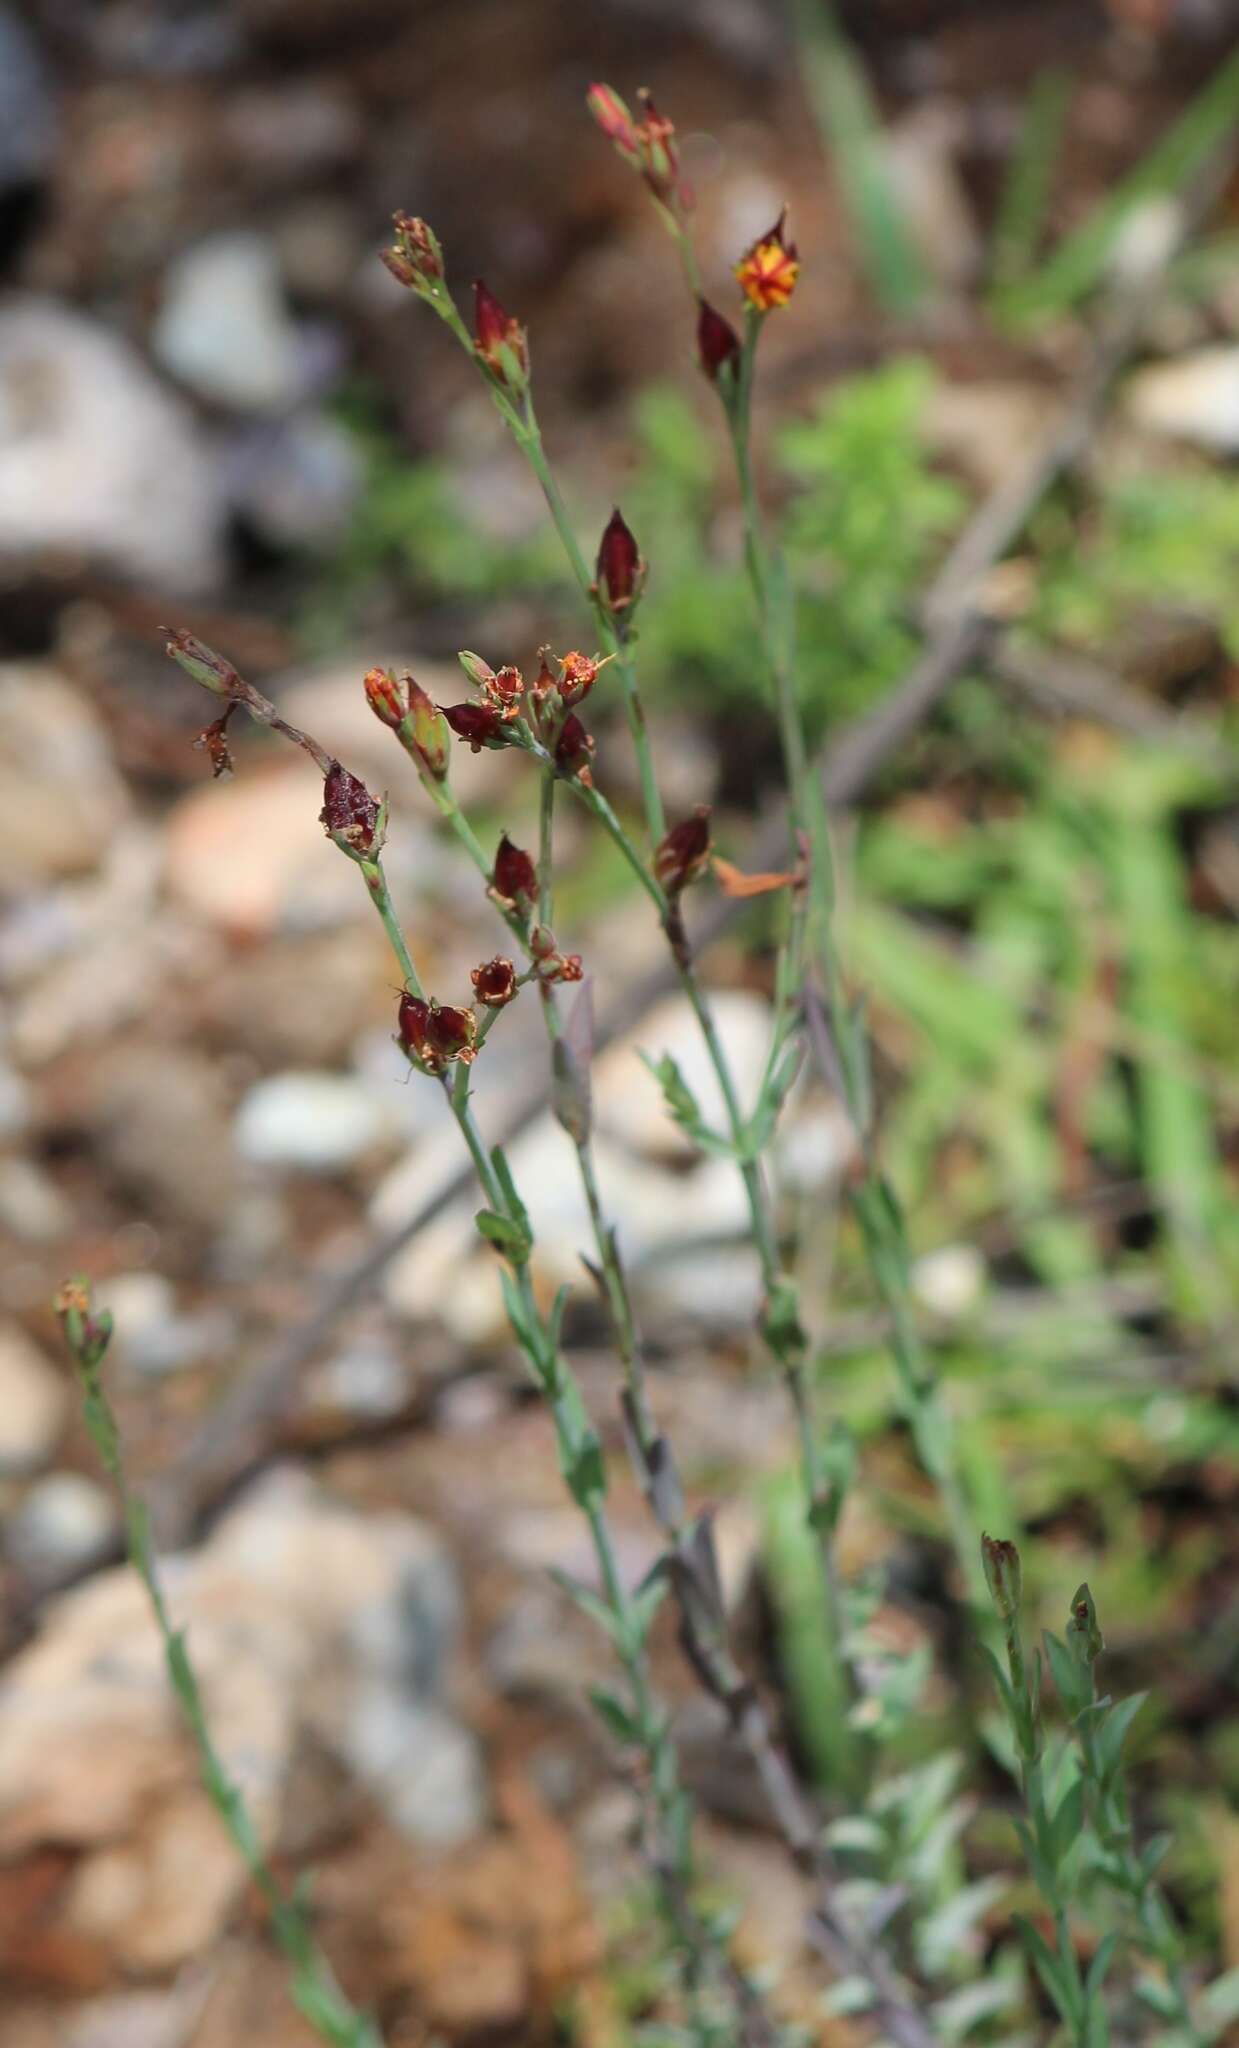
56, 1281, 384, 2048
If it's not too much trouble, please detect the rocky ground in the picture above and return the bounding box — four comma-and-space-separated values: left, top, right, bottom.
2, 1, 1238, 2042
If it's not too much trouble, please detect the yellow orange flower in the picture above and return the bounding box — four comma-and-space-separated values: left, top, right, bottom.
734, 211, 800, 312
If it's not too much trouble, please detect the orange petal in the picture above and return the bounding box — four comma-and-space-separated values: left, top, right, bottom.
712, 855, 798, 898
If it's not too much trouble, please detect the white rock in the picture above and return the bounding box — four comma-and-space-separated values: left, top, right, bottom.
234, 1068, 389, 1171
153, 232, 305, 413
0, 1057, 30, 1140
341, 1692, 486, 1846
884, 105, 979, 290
0, 1325, 66, 1475
0, 300, 225, 591
163, 765, 362, 937
0, 1155, 70, 1243
7, 1471, 116, 1575
96, 1272, 229, 1380
1124, 347, 1239, 453
0, 1469, 483, 1971
911, 1243, 985, 1319
0, 664, 131, 887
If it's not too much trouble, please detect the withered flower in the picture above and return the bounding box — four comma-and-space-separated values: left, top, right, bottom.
655, 805, 712, 894
696, 298, 742, 384
556, 650, 611, 708
381, 213, 445, 293
554, 711, 595, 781
320, 761, 384, 860
492, 833, 538, 910
486, 664, 525, 718
397, 993, 477, 1073
734, 210, 800, 313
471, 956, 519, 1008
473, 280, 529, 391
981, 1534, 1023, 1624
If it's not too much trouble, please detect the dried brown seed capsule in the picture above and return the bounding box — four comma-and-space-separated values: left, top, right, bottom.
654, 805, 712, 894
471, 956, 519, 1007
554, 711, 595, 781
473, 280, 528, 390
595, 508, 644, 616
441, 701, 509, 752
320, 761, 383, 858
493, 834, 538, 910
696, 298, 741, 384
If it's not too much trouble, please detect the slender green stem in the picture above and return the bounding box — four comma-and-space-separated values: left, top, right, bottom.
514, 399, 667, 847
59, 1297, 382, 2048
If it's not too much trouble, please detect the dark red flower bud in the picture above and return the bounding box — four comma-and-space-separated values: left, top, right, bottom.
320, 760, 384, 859
473, 281, 529, 390
556, 650, 611, 708
655, 805, 712, 894
364, 666, 408, 730
441, 701, 509, 752
554, 711, 595, 781
492, 833, 538, 910
595, 508, 644, 617
471, 956, 519, 1007
382, 213, 445, 293
397, 992, 477, 1072
981, 1534, 1023, 1624
697, 298, 741, 385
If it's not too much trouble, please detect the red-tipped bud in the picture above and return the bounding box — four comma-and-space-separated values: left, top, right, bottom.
320, 761, 385, 860
55, 1276, 114, 1372
397, 993, 477, 1073
441, 701, 509, 752
556, 650, 611, 708
634, 88, 680, 205
554, 711, 595, 781
473, 281, 529, 391
530, 926, 583, 985
471, 956, 519, 1008
381, 213, 445, 294
587, 82, 641, 164
364, 666, 408, 730
458, 650, 497, 691
165, 627, 243, 699
734, 209, 800, 313
492, 833, 538, 910
403, 675, 452, 781
697, 299, 742, 385
981, 1534, 1023, 1624
595, 508, 645, 618
655, 805, 712, 894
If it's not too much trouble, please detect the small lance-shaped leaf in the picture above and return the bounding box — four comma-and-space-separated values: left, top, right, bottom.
1044, 1629, 1093, 1719
553, 1373, 607, 1508
627, 1565, 670, 1651
588, 1684, 643, 1746
744, 1044, 802, 1157
1095, 1691, 1149, 1780
489, 1146, 532, 1244
640, 1050, 733, 1157
1086, 1932, 1119, 2000
474, 1207, 532, 1263
1051, 1778, 1087, 1866
546, 1566, 623, 1647
1013, 1913, 1079, 2024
